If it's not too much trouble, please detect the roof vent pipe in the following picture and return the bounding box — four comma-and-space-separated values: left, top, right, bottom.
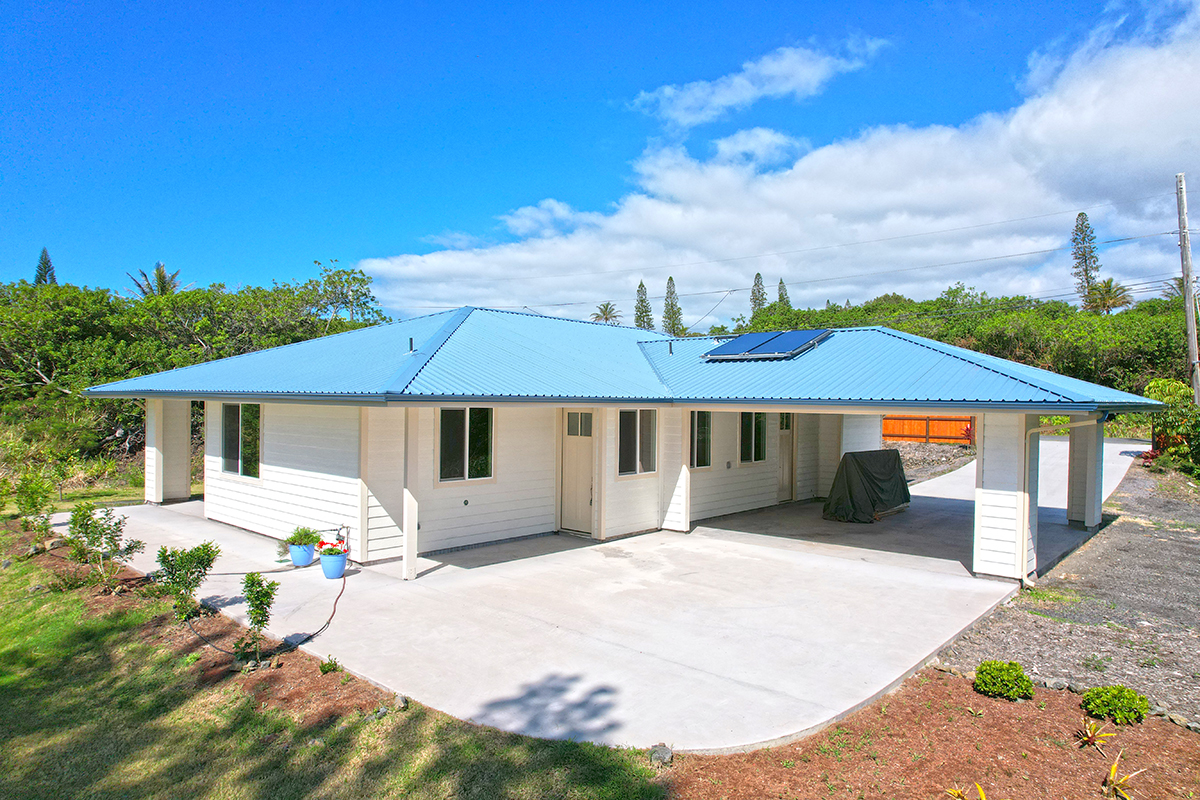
669, 342, 673, 355
409, 337, 414, 352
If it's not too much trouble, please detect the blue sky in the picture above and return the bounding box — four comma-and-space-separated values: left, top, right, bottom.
3, 1, 1198, 325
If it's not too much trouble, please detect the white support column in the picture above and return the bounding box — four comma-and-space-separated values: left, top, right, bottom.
401, 406, 419, 580
144, 398, 191, 504
973, 413, 1040, 580
661, 409, 690, 532
1067, 416, 1104, 532
816, 414, 843, 496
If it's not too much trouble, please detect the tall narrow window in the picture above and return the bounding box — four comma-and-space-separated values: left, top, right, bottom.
740, 412, 767, 463
439, 407, 493, 481
779, 413, 791, 431
690, 411, 712, 468
618, 409, 657, 475
222, 403, 261, 477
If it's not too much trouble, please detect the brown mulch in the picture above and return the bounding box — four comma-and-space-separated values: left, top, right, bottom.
7, 520, 394, 726
667, 668, 1200, 800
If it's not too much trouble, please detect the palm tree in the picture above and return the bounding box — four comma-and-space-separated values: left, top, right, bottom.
1084, 277, 1133, 315
591, 302, 621, 324
128, 262, 183, 297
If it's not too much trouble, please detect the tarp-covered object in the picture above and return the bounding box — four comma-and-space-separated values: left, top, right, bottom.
822, 449, 911, 523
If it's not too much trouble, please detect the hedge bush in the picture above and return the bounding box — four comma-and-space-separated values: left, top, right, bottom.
973, 660, 1035, 701
1081, 685, 1150, 725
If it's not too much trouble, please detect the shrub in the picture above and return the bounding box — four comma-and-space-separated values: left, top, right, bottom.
155, 541, 221, 620
285, 527, 321, 546
1082, 685, 1149, 725
14, 471, 54, 534
319, 655, 341, 674
973, 660, 1034, 701
0, 475, 12, 514
239, 571, 281, 661
66, 502, 144, 590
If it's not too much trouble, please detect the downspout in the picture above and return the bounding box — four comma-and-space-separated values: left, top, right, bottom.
1019, 413, 1107, 587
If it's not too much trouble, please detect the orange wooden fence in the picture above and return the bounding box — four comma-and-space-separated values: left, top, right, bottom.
882, 415, 975, 445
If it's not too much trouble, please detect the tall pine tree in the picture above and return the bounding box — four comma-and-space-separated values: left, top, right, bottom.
750, 272, 767, 316
1071, 213, 1101, 303
34, 248, 56, 285
662, 277, 684, 336
634, 281, 655, 330
777, 278, 791, 310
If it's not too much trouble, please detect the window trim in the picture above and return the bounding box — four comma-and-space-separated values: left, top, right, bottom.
617, 408, 658, 477
220, 402, 262, 480
436, 406, 495, 484
689, 410, 712, 469
739, 411, 768, 464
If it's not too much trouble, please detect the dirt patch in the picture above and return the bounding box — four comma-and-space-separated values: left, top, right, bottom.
668, 668, 1199, 799
940, 465, 1200, 721
885, 441, 976, 484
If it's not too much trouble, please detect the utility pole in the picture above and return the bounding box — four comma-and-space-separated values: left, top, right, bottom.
1177, 173, 1199, 404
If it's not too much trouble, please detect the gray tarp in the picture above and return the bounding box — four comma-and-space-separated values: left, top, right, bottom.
822, 449, 911, 523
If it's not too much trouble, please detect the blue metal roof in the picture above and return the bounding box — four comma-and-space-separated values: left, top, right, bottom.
82, 309, 1161, 412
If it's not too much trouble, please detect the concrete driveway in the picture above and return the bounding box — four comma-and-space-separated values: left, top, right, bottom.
75, 500, 1014, 753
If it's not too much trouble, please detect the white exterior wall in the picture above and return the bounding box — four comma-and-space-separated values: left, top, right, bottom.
204, 402, 364, 555
793, 413, 820, 500
411, 405, 557, 552
1067, 416, 1104, 530
601, 407, 663, 537
659, 407, 689, 531
145, 398, 192, 504
817, 414, 843, 496
841, 414, 883, 453
363, 406, 407, 561
972, 412, 1039, 579
689, 411, 779, 522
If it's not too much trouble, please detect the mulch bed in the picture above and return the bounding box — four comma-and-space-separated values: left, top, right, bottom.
667, 668, 1200, 799
6, 521, 395, 726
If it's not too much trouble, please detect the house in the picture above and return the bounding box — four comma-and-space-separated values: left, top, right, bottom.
83, 306, 1159, 581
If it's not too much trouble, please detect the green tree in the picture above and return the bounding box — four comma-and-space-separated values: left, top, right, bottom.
128, 262, 182, 297
240, 571, 281, 661
1071, 212, 1101, 303
777, 279, 791, 310
590, 302, 621, 324
750, 272, 767, 316
662, 277, 684, 336
1084, 278, 1133, 315
34, 248, 56, 285
312, 260, 390, 333
634, 281, 654, 330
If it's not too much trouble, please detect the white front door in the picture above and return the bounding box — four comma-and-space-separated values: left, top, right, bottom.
778, 413, 794, 502
561, 410, 594, 534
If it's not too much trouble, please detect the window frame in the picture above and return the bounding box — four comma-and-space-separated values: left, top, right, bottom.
437, 406, 495, 483
689, 410, 712, 469
617, 408, 658, 477
221, 402, 262, 479
739, 411, 768, 464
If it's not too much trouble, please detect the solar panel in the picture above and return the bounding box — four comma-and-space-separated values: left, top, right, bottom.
703, 328, 831, 360
704, 331, 784, 358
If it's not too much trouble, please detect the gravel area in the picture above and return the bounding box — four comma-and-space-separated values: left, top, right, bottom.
940, 464, 1200, 723
885, 440, 976, 484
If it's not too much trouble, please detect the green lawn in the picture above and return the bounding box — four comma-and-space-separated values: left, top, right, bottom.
0, 533, 666, 800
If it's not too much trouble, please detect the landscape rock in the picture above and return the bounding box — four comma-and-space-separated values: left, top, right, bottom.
27, 544, 43, 557
42, 537, 66, 550
271, 657, 282, 669
649, 744, 673, 767
1068, 682, 1086, 694
373, 706, 389, 720
1188, 721, 1200, 733
1167, 713, 1189, 727
964, 670, 976, 682
27, 584, 45, 593
1, 559, 11, 569
395, 695, 409, 711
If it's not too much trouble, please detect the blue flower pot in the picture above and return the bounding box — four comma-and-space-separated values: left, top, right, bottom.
288, 544, 315, 566
320, 552, 347, 579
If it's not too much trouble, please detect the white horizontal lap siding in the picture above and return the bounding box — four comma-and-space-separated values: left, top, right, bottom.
659, 408, 688, 531
972, 412, 1038, 579
793, 413, 820, 500
841, 414, 883, 453
413, 405, 556, 552
690, 411, 778, 522
602, 407, 662, 538
817, 414, 843, 497
204, 402, 363, 553
364, 407, 406, 560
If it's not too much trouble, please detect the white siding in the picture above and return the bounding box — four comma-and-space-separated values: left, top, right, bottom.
204, 402, 364, 555
972, 413, 1039, 579
659, 408, 688, 531
145, 398, 191, 503
841, 414, 883, 453
1067, 416, 1104, 529
793, 412, 820, 500
817, 414, 843, 496
689, 411, 779, 522
363, 406, 407, 561
411, 405, 557, 552
601, 407, 663, 537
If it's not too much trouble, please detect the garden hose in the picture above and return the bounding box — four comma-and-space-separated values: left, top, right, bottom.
186, 574, 347, 656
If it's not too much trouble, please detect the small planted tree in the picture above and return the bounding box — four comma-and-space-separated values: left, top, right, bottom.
66, 501, 145, 591
15, 472, 54, 536
238, 571, 281, 661
156, 541, 221, 620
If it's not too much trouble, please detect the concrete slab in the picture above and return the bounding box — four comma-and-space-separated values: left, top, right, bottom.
56, 502, 1013, 753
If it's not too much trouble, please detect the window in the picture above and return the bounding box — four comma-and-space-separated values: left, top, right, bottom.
779, 413, 791, 431
566, 411, 592, 437
439, 407, 493, 481
740, 412, 766, 463
618, 409, 656, 475
222, 403, 261, 478
690, 411, 712, 468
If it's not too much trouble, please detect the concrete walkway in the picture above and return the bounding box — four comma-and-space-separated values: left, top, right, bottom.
58, 501, 1011, 753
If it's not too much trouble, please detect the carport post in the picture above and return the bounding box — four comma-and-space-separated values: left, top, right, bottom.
1067, 415, 1105, 532
144, 398, 192, 504
972, 413, 1040, 580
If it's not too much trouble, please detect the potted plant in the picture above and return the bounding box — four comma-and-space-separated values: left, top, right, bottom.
318, 537, 349, 579
285, 527, 320, 566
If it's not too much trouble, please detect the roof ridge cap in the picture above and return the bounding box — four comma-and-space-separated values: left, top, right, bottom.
479, 307, 672, 336
383, 307, 475, 395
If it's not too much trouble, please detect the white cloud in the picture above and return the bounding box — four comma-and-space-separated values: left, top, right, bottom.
361, 9, 1200, 330
631, 43, 878, 130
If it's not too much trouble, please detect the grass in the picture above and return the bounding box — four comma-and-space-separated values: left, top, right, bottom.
1021, 586, 1082, 605
0, 532, 664, 800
